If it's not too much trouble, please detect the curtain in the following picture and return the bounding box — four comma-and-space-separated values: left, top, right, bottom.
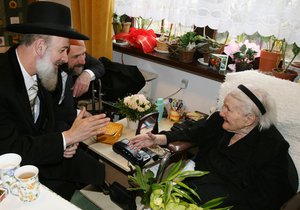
71, 0, 113, 59
114, 0, 300, 46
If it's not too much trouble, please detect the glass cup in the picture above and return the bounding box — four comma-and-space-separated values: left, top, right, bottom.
11, 165, 40, 202
0, 153, 22, 192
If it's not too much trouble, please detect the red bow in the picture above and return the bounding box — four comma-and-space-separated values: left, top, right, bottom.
113, 28, 157, 53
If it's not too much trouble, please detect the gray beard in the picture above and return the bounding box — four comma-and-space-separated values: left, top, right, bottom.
36, 51, 58, 91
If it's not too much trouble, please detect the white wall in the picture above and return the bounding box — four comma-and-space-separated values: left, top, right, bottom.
113, 51, 222, 114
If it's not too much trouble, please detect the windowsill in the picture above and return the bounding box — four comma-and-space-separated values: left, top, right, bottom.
113, 44, 226, 82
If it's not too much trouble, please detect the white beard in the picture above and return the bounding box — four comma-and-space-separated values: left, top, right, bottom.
36, 50, 58, 91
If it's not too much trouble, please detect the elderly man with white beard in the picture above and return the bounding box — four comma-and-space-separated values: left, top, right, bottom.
0, 1, 110, 200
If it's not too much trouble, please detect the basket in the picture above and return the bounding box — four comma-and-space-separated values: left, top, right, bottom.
156, 39, 169, 51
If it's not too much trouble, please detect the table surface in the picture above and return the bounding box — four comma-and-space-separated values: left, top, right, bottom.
87, 118, 174, 172
0, 185, 80, 210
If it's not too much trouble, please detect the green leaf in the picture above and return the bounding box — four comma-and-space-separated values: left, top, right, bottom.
174, 181, 200, 200
163, 160, 184, 181
201, 197, 227, 208
163, 181, 173, 209
172, 186, 198, 204
175, 170, 209, 181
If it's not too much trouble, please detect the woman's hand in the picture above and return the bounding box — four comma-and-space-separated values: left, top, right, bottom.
129, 132, 156, 150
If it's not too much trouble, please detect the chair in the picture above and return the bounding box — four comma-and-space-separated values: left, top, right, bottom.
154, 70, 300, 203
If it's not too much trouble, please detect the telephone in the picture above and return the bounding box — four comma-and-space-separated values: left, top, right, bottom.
112, 138, 151, 166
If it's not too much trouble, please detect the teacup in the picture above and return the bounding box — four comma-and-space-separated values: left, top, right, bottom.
0, 153, 22, 191
11, 165, 40, 202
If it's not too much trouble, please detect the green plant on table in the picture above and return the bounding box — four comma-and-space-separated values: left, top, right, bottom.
128, 160, 233, 210
232, 44, 257, 70
195, 35, 224, 54
261, 35, 283, 52
178, 32, 201, 51
274, 41, 300, 73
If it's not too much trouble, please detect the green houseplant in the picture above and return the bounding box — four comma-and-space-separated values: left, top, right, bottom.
177, 32, 201, 63
232, 44, 257, 71
196, 35, 225, 63
128, 160, 232, 210
272, 42, 300, 81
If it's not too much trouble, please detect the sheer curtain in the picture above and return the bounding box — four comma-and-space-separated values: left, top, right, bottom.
114, 0, 300, 45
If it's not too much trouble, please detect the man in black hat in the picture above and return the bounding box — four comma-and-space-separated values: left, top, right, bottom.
0, 1, 110, 200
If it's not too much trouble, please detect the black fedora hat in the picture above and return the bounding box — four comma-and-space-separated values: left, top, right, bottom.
6, 1, 89, 40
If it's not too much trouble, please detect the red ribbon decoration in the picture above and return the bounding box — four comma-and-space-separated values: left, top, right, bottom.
113, 28, 157, 53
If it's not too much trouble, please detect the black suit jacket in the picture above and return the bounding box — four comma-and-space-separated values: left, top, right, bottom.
0, 45, 64, 165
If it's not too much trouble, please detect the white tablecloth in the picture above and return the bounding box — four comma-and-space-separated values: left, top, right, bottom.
0, 185, 81, 210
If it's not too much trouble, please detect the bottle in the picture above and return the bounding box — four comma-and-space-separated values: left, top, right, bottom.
156, 98, 164, 122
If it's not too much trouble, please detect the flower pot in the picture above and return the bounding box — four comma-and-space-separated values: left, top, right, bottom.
178, 48, 196, 63
272, 68, 298, 81
202, 52, 211, 63
112, 22, 122, 35
235, 62, 253, 72
259, 50, 282, 72
121, 22, 131, 33
168, 44, 179, 59
127, 118, 138, 130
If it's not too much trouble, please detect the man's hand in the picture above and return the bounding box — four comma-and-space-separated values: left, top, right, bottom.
63, 107, 110, 146
72, 71, 91, 97
63, 143, 79, 158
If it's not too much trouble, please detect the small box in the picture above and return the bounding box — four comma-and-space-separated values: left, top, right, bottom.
0, 187, 7, 202
97, 122, 123, 145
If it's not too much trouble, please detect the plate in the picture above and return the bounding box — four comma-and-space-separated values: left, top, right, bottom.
228, 64, 236, 72
154, 47, 169, 54
197, 58, 208, 66
112, 40, 129, 47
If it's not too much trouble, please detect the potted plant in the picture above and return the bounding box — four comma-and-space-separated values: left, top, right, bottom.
232, 44, 258, 72
177, 32, 201, 63
259, 35, 283, 72
112, 13, 132, 35
115, 94, 157, 130
196, 35, 226, 63
272, 42, 300, 81
128, 160, 232, 210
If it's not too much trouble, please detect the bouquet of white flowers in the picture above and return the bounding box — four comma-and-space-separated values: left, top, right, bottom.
115, 94, 157, 122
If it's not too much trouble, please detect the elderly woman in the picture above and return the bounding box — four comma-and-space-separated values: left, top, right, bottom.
129, 84, 294, 210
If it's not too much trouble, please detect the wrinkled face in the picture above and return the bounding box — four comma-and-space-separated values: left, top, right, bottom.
36, 36, 69, 91
67, 44, 86, 75
219, 95, 249, 132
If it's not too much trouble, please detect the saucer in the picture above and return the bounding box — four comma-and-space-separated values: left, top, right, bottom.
197, 58, 208, 66
154, 47, 169, 54
112, 40, 129, 47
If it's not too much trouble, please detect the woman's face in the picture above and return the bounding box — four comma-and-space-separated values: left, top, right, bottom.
219, 95, 250, 132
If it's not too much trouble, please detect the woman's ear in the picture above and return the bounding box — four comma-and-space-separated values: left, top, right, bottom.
34, 38, 47, 57
245, 113, 256, 126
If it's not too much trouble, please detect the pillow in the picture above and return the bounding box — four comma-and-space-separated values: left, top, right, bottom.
217, 70, 300, 190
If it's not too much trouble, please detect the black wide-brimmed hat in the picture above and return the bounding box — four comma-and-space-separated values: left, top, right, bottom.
6, 1, 89, 40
